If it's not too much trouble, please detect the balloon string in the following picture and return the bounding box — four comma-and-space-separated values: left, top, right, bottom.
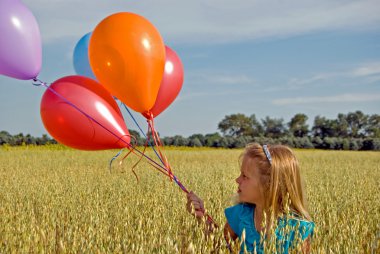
32, 79, 218, 227
119, 135, 149, 182
109, 149, 123, 171
116, 134, 137, 165
127, 139, 150, 182
123, 127, 170, 178
122, 103, 165, 165
120, 149, 138, 181
109, 134, 137, 172
121, 104, 174, 183
118, 140, 170, 179
147, 117, 174, 181
146, 115, 218, 226
148, 120, 218, 226
119, 132, 170, 178
115, 134, 142, 182
131, 147, 170, 176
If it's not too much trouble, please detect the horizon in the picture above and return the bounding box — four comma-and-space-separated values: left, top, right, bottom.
0, 109, 377, 138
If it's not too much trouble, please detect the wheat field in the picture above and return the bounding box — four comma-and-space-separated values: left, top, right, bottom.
0, 145, 379, 253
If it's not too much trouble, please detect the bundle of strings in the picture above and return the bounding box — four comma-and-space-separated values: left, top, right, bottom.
145, 111, 174, 181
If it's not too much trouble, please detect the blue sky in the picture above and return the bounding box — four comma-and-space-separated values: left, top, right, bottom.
0, 0, 379, 137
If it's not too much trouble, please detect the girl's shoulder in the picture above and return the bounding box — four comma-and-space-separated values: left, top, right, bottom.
224, 203, 256, 237
225, 203, 261, 253
224, 203, 255, 223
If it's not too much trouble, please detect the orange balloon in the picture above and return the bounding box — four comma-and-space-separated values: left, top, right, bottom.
89, 12, 165, 113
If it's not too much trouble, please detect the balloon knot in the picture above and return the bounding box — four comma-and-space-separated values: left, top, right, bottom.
143, 111, 154, 121
32, 78, 43, 87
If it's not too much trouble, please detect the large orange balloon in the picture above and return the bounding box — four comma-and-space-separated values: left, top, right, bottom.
89, 12, 165, 113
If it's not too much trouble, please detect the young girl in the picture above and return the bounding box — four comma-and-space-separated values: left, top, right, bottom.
186, 143, 314, 253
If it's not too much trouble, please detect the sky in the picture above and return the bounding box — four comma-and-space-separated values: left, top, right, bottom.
0, 0, 379, 138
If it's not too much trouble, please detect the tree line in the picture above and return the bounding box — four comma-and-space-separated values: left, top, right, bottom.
127, 110, 380, 151
0, 132, 56, 146
1, 111, 379, 150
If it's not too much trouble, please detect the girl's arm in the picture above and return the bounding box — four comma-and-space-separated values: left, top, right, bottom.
186, 191, 205, 220
224, 222, 238, 252
302, 236, 311, 254
224, 222, 237, 243
186, 191, 218, 233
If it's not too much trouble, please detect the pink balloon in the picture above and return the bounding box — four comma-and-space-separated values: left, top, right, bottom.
40, 76, 130, 150
144, 46, 184, 118
0, 0, 42, 80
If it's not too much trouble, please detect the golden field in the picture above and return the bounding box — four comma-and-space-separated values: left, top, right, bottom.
0, 145, 379, 253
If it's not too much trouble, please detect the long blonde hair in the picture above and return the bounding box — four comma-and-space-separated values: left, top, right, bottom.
242, 143, 311, 221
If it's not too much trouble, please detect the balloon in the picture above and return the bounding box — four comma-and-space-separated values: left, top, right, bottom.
145, 46, 184, 118
73, 32, 96, 79
89, 12, 165, 113
40, 76, 131, 150
0, 0, 42, 80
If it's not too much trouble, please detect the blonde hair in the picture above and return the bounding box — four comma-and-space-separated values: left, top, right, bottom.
242, 143, 311, 221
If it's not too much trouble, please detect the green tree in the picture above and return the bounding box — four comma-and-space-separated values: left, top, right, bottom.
218, 114, 253, 138
204, 132, 222, 147
312, 116, 337, 138
249, 114, 264, 137
128, 129, 145, 146
129, 129, 141, 139
188, 137, 202, 147
25, 134, 36, 145
0, 131, 12, 145
172, 135, 188, 146
215, 137, 229, 148
288, 113, 309, 137
262, 117, 287, 138
35, 134, 54, 145
346, 111, 368, 138
188, 134, 205, 146
13, 133, 25, 146
230, 136, 250, 148
162, 136, 174, 146
335, 113, 349, 137
365, 114, 380, 138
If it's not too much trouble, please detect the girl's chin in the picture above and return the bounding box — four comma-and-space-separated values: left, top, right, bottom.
231, 193, 240, 204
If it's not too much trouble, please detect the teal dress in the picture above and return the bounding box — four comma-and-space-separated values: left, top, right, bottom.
225, 203, 314, 253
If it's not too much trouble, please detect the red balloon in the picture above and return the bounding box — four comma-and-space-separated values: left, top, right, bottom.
144, 46, 184, 119
40, 75, 131, 150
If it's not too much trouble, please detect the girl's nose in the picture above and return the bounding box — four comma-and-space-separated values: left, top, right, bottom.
235, 176, 240, 184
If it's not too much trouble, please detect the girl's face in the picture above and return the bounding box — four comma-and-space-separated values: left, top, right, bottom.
236, 156, 264, 206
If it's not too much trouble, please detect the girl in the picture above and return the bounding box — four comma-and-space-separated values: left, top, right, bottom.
186, 143, 314, 253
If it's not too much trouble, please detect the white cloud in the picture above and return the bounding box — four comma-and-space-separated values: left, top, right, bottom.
351, 62, 380, 77
287, 73, 338, 87
272, 93, 380, 105
23, 0, 380, 44
178, 88, 250, 101
269, 62, 380, 92
176, 92, 208, 101
187, 72, 256, 86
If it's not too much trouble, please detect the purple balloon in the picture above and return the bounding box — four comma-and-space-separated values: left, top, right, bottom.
0, 0, 42, 80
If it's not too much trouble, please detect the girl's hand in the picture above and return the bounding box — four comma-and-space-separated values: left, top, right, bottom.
186, 191, 205, 219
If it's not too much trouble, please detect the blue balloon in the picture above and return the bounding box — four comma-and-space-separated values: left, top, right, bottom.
73, 32, 96, 79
